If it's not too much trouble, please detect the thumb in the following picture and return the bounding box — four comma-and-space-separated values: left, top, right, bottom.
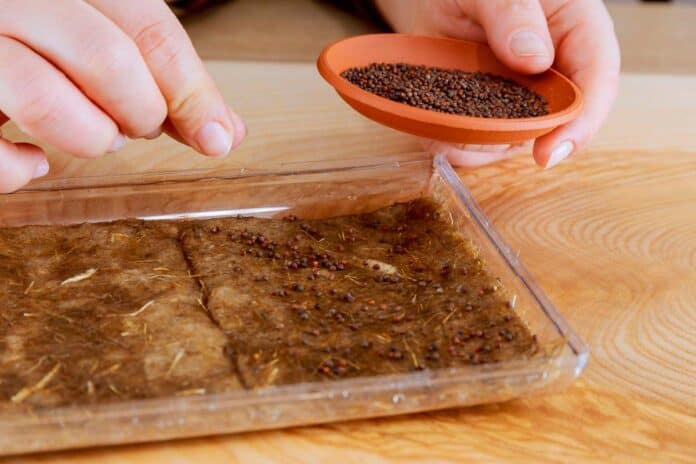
0, 138, 49, 193
471, 0, 554, 74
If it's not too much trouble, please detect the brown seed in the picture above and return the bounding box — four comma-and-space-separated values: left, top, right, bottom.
388, 346, 404, 360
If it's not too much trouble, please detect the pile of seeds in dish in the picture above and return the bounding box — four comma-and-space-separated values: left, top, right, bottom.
341, 63, 548, 118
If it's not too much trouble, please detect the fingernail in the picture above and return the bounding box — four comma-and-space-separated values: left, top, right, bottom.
108, 133, 126, 153
510, 31, 548, 57
545, 141, 574, 168
32, 159, 49, 179
195, 121, 232, 158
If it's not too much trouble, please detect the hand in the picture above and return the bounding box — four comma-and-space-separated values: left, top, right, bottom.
0, 0, 246, 192
375, 0, 620, 168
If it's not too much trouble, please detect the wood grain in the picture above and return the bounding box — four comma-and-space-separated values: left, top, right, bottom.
2, 2, 696, 462
4, 67, 696, 180
460, 150, 696, 409
1, 61, 694, 462
4, 1, 693, 461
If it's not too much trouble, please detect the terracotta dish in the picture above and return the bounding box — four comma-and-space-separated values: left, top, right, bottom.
317, 34, 583, 144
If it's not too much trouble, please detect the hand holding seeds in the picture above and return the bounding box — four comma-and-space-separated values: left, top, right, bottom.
0, 0, 246, 193
375, 0, 621, 169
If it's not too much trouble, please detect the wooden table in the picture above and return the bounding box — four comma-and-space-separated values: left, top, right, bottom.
3, 2, 695, 463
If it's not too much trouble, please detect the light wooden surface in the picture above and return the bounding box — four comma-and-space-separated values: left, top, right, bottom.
3, 2, 696, 463
4, 63, 694, 464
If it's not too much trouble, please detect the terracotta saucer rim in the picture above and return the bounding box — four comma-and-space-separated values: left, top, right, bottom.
317, 34, 584, 132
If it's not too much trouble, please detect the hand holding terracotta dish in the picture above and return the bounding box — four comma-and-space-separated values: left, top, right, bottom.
317, 34, 583, 156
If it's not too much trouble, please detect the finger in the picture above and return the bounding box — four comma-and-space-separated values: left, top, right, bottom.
0, 0, 167, 138
532, 65, 618, 168
161, 118, 186, 145
468, 0, 554, 74
88, 0, 246, 157
533, 1, 620, 168
162, 107, 247, 150
423, 139, 530, 167
0, 36, 123, 158
411, 2, 486, 42
0, 138, 48, 193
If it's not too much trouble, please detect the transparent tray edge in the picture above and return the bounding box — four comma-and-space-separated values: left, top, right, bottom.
0, 153, 588, 455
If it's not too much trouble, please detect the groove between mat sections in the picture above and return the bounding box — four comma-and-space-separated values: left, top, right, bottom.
176, 230, 222, 332
176, 227, 249, 389
177, 229, 252, 390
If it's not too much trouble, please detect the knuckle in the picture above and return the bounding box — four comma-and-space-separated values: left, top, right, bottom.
168, 85, 206, 120
503, 0, 539, 11
134, 19, 186, 70
87, 41, 137, 78
131, 115, 166, 139
167, 93, 202, 132
15, 84, 61, 130
500, 0, 539, 13
83, 40, 166, 138
126, 98, 168, 138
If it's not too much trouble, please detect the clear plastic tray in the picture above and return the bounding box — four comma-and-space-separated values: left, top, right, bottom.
0, 153, 587, 455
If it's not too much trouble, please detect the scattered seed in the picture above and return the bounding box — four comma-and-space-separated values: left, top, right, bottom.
387, 346, 404, 360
